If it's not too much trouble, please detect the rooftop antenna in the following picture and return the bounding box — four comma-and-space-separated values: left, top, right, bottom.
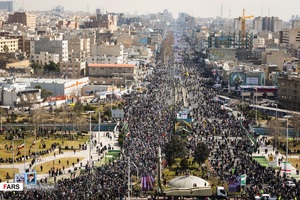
229, 9, 231, 29
261, 0, 264, 16
268, 7, 270, 17
220, 3, 223, 19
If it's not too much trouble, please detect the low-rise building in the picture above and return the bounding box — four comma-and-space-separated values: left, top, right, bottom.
59, 58, 86, 78
0, 37, 18, 53
278, 73, 300, 111
30, 51, 60, 65
87, 63, 135, 85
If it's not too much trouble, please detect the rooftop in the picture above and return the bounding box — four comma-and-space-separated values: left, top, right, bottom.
88, 64, 135, 68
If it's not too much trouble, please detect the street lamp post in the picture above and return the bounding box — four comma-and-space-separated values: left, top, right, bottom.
275, 104, 278, 119
128, 157, 130, 200
120, 158, 139, 198
98, 111, 101, 144
87, 111, 95, 172
255, 88, 258, 127
286, 119, 289, 162
12, 138, 24, 180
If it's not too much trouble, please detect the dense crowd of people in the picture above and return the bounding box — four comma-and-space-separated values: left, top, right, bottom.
182, 59, 300, 199
1, 37, 300, 200
0, 51, 180, 199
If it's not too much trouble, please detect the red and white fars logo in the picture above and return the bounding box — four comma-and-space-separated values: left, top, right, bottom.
0, 183, 23, 191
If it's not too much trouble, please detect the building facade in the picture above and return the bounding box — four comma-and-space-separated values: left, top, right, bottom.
86, 55, 124, 64
7, 12, 36, 28
0, 1, 15, 12
253, 17, 263, 32
0, 37, 18, 53
35, 38, 68, 62
30, 51, 60, 65
68, 37, 90, 61
59, 59, 86, 78
278, 74, 300, 111
280, 28, 300, 57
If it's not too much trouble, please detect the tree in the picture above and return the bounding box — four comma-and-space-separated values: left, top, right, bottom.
193, 142, 210, 166
3, 45, 9, 53
267, 119, 282, 149
34, 85, 53, 99
180, 157, 189, 170
44, 61, 60, 73
30, 61, 42, 74
164, 135, 187, 166
291, 114, 300, 140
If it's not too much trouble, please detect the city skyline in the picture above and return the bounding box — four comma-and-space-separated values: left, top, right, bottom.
19, 0, 300, 21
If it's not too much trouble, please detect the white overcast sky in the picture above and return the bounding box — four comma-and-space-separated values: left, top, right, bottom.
22, 0, 299, 21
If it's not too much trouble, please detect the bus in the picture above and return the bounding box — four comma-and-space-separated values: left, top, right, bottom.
216, 95, 232, 105
250, 104, 300, 118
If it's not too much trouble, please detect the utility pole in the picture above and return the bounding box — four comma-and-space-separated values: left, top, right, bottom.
128, 157, 131, 200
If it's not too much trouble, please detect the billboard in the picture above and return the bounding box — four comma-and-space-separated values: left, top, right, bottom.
26, 172, 37, 185
15, 172, 37, 186
246, 77, 259, 85
229, 73, 246, 87
15, 173, 25, 184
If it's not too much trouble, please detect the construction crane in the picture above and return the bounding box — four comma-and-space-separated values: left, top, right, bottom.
239, 9, 254, 38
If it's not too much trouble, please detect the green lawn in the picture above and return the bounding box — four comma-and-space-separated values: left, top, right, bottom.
0, 132, 89, 163
33, 157, 84, 174
252, 156, 269, 167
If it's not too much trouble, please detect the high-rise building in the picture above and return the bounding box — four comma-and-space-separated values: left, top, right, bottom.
95, 8, 101, 15
234, 18, 242, 31
253, 17, 263, 32
261, 16, 282, 32
35, 38, 68, 62
292, 20, 300, 29
0, 1, 14, 12
7, 12, 36, 28
85, 13, 118, 31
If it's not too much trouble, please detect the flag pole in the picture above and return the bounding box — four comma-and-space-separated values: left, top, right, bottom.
12, 140, 15, 180
24, 137, 26, 172
34, 129, 37, 172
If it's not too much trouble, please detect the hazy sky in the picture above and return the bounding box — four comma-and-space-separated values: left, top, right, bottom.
22, 0, 299, 21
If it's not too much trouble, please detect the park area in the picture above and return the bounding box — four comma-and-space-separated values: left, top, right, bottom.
0, 130, 90, 181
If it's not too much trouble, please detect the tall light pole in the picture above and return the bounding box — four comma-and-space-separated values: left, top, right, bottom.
254, 88, 258, 126
87, 111, 95, 173
98, 111, 101, 144
286, 118, 289, 162
120, 159, 138, 198
275, 104, 278, 119
12, 138, 23, 180
111, 84, 114, 119
128, 157, 130, 200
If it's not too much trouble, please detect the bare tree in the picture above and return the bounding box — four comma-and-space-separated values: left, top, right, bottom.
291, 114, 300, 141
161, 31, 174, 64
31, 107, 47, 146
267, 119, 283, 150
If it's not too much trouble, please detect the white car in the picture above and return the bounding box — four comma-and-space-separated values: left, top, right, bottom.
286, 180, 296, 187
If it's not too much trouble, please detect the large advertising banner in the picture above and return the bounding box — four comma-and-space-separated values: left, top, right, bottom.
15, 173, 25, 184
26, 172, 37, 185
229, 73, 246, 87
281, 162, 292, 174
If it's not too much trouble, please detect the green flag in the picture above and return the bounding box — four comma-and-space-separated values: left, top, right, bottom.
240, 174, 247, 186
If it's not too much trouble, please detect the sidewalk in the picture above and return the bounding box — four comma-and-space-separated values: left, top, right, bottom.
252, 136, 300, 178
1, 130, 120, 182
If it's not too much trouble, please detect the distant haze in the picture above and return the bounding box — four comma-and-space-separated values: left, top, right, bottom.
22, 0, 299, 21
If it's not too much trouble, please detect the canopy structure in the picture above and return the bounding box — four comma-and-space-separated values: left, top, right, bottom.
169, 176, 209, 188
175, 120, 192, 130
